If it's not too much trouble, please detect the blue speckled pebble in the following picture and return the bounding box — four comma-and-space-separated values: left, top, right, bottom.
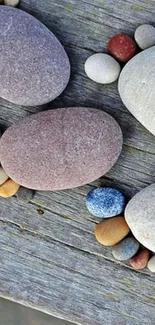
86, 187, 126, 218
112, 237, 140, 261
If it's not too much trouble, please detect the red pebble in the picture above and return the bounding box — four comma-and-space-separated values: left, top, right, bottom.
108, 33, 138, 63
129, 249, 150, 270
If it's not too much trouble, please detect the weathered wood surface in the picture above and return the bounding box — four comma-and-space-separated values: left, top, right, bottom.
1, 0, 155, 324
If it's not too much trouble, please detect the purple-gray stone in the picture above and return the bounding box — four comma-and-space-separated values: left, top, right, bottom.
0, 107, 123, 191
0, 6, 70, 106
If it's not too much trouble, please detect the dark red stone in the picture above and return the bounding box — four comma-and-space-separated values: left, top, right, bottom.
108, 34, 138, 63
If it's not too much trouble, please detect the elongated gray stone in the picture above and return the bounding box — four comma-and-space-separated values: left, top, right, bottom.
0, 6, 70, 106
0, 107, 123, 191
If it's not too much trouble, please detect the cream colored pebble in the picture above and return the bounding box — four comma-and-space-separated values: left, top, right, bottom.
0, 179, 20, 198
4, 0, 19, 6
147, 255, 155, 272
0, 167, 9, 185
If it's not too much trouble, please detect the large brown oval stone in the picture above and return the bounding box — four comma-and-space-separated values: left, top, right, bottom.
0, 107, 123, 190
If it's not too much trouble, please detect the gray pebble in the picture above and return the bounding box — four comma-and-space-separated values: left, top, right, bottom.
135, 24, 155, 49
112, 237, 140, 261
85, 53, 121, 84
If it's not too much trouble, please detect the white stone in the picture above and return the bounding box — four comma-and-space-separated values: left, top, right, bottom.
125, 184, 155, 253
4, 0, 19, 6
0, 167, 9, 185
85, 53, 121, 84
118, 46, 155, 136
135, 24, 155, 49
147, 255, 155, 272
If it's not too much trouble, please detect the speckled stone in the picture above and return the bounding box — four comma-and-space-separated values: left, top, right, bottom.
0, 108, 123, 191
112, 237, 140, 261
86, 187, 125, 218
108, 34, 138, 63
147, 255, 155, 272
125, 184, 155, 252
85, 53, 121, 84
95, 216, 130, 246
118, 46, 155, 136
134, 24, 155, 50
129, 249, 150, 270
17, 186, 34, 203
0, 6, 70, 106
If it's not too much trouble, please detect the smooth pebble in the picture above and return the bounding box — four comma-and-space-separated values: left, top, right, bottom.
95, 216, 130, 246
118, 46, 155, 136
147, 255, 155, 272
112, 237, 140, 261
134, 24, 155, 49
0, 179, 20, 197
0, 108, 123, 191
85, 53, 121, 84
0, 6, 70, 106
129, 249, 150, 270
0, 166, 9, 185
108, 33, 137, 62
4, 0, 19, 6
86, 187, 125, 218
125, 184, 155, 252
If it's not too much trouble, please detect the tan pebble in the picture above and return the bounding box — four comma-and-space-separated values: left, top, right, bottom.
0, 167, 9, 185
94, 216, 130, 246
129, 249, 150, 270
0, 179, 20, 198
147, 255, 155, 272
4, 0, 19, 6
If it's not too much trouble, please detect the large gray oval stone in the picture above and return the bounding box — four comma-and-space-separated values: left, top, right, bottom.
0, 6, 70, 106
0, 107, 123, 191
125, 184, 155, 252
118, 46, 155, 136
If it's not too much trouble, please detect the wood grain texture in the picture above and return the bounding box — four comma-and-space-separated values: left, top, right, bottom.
1, 0, 155, 324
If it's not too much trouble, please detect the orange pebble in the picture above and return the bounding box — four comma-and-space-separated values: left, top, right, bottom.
94, 216, 130, 246
0, 179, 20, 198
129, 249, 150, 270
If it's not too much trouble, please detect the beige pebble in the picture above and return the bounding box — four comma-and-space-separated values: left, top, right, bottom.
0, 179, 20, 198
4, 0, 19, 6
0, 166, 9, 185
94, 216, 130, 246
147, 255, 155, 272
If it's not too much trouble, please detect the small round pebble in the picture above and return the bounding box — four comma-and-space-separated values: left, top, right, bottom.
4, 0, 19, 6
17, 186, 34, 203
134, 24, 155, 50
0, 179, 20, 198
129, 249, 150, 270
86, 187, 126, 218
108, 34, 138, 62
112, 237, 140, 261
95, 216, 130, 246
147, 255, 155, 272
84, 53, 121, 84
0, 167, 9, 186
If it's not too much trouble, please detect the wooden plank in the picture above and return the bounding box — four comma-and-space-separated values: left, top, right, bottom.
1, 0, 155, 324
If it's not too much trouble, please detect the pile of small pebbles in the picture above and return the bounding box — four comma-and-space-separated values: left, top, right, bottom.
85, 186, 155, 273
84, 23, 155, 91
